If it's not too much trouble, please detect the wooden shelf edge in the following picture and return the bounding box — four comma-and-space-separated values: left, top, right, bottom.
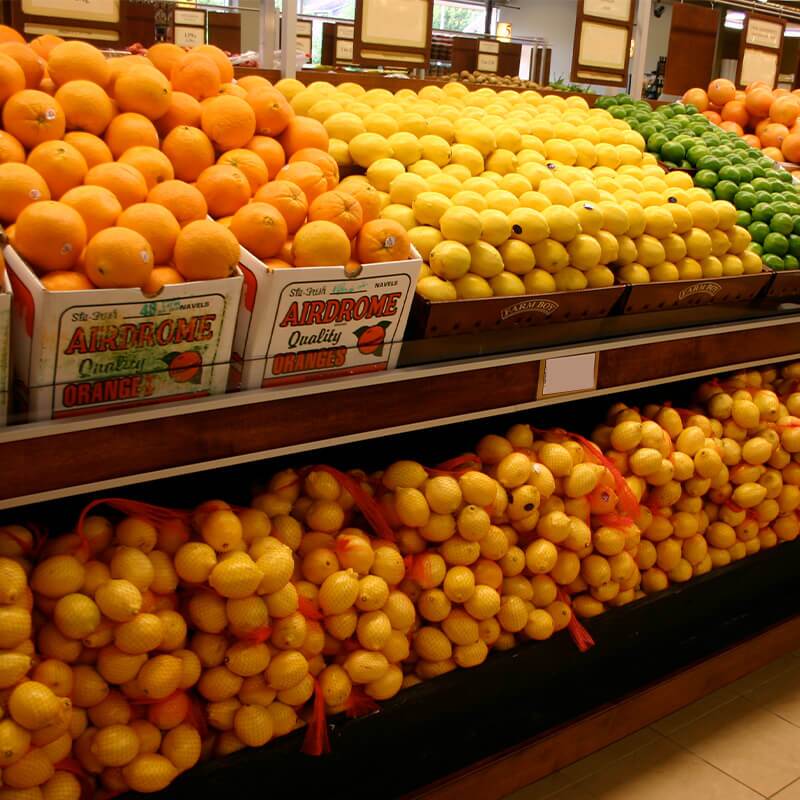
412, 616, 800, 800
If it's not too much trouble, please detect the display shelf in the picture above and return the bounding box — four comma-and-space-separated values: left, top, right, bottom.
3, 311, 800, 509
123, 537, 800, 800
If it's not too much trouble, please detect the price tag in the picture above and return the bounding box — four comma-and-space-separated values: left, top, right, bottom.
174, 25, 204, 47
537, 353, 598, 399
476, 53, 499, 72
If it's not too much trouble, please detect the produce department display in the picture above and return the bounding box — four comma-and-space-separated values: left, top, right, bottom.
0, 360, 799, 796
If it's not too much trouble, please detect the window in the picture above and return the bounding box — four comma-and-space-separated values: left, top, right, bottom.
432, 1, 495, 34
299, 0, 355, 18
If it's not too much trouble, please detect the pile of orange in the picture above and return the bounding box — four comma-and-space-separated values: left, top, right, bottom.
683, 78, 800, 163
0, 27, 412, 292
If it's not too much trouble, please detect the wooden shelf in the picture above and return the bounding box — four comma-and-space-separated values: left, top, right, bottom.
2, 312, 800, 508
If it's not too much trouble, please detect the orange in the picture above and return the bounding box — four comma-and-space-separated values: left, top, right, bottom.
745, 88, 774, 118
0, 162, 50, 223
264, 258, 292, 269
85, 227, 153, 288
229, 202, 288, 259
161, 125, 215, 182
247, 87, 293, 136
770, 95, 800, 127
30, 34, 63, 60
48, 40, 110, 87
760, 123, 788, 149
339, 176, 382, 223
720, 100, 748, 128
115, 65, 172, 120
219, 82, 247, 98
2, 89, 65, 148
237, 75, 272, 93
61, 185, 122, 238
681, 87, 708, 112
293, 220, 350, 267
782, 132, 800, 162
26, 139, 88, 199
148, 180, 208, 227
195, 164, 251, 218
309, 190, 363, 239
171, 53, 221, 101
0, 53, 24, 106
278, 236, 294, 264
279, 116, 329, 157
0, 42, 44, 89
107, 55, 150, 96
276, 161, 327, 204
55, 79, 114, 135
719, 120, 743, 137
192, 44, 234, 83
105, 112, 159, 158
84, 162, 148, 209
119, 146, 175, 190
41, 270, 93, 291
15, 200, 86, 272
64, 131, 112, 167
356, 218, 411, 263
143, 266, 185, 294
755, 118, 772, 137
763, 146, 783, 161
174, 219, 240, 280
289, 147, 339, 190
217, 149, 268, 193
707, 78, 736, 107
156, 91, 202, 136
746, 80, 771, 94
117, 202, 181, 264
247, 135, 286, 179
254, 179, 308, 233
0, 25, 24, 44
201, 95, 256, 151
744, 133, 762, 149
702, 110, 722, 125
147, 42, 185, 78
0, 130, 25, 164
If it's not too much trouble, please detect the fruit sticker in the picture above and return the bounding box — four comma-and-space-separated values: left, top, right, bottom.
354, 321, 390, 357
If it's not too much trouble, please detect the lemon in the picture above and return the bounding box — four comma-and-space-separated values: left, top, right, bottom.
0, 719, 30, 767
123, 754, 178, 794
349, 132, 393, 167
91, 723, 140, 768
539, 178, 574, 206
742, 250, 763, 274
650, 261, 680, 282
566, 234, 602, 270
451, 190, 488, 213
635, 235, 666, 267
688, 200, 719, 231
366, 158, 406, 192
525, 609, 555, 640
427, 172, 462, 198
412, 191, 452, 226
389, 173, 428, 206
409, 159, 442, 179
519, 190, 552, 212
486, 188, 521, 215
541, 206, 580, 243
721, 254, 744, 276
568, 201, 602, 235
500, 173, 533, 198
727, 225, 751, 254
32, 555, 85, 599
53, 593, 100, 641
9, 681, 66, 731
531, 239, 568, 273
486, 148, 518, 175
454, 273, 493, 298
683, 228, 713, 259
439, 206, 483, 245
616, 235, 637, 265
524, 269, 557, 293
618, 263, 650, 283
160, 723, 201, 773
621, 201, 646, 237
418, 134, 451, 166
506, 207, 549, 245
324, 111, 366, 142
554, 267, 588, 290
380, 203, 416, 231
430, 240, 471, 281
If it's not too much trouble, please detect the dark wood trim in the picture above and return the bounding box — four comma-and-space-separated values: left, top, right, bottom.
736, 12, 786, 89
413, 615, 800, 800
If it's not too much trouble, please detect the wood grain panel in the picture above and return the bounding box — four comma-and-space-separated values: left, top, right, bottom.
597, 322, 800, 388
413, 615, 800, 800
0, 362, 538, 500
663, 3, 720, 96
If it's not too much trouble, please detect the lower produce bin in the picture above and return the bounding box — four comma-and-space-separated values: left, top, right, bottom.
767, 269, 800, 301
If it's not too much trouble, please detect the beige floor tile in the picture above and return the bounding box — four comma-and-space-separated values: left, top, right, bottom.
505, 771, 576, 800
729, 656, 800, 696
652, 685, 741, 735
557, 727, 657, 784
746, 667, 800, 728
574, 735, 762, 800
774, 777, 800, 799
667, 696, 800, 796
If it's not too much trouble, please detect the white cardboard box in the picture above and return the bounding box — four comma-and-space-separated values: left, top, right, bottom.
0, 272, 11, 427
4, 246, 243, 421
232, 248, 421, 390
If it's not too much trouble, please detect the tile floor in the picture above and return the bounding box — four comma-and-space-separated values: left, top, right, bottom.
507, 649, 800, 800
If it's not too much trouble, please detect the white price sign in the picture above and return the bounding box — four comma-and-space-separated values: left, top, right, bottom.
537, 353, 598, 399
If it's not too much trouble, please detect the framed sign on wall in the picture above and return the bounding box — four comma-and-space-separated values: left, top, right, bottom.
354, 0, 432, 70
571, 0, 634, 87
736, 13, 785, 89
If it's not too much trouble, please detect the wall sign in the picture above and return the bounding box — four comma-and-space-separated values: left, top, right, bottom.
571, 0, 634, 87
22, 0, 118, 22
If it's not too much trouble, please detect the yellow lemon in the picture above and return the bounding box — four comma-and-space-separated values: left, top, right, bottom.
567, 234, 602, 270
499, 239, 536, 274
489, 272, 526, 296
683, 227, 713, 259
349, 132, 393, 167
439, 206, 483, 245
571, 201, 604, 235
524, 269, 557, 293
412, 191, 452, 226
430, 240, 471, 280
408, 225, 444, 261
635, 234, 666, 267
479, 208, 512, 245
417, 275, 457, 301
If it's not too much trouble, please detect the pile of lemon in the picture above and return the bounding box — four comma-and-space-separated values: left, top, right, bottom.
272, 78, 763, 300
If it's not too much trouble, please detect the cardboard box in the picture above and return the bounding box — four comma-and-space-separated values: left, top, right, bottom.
232, 248, 421, 390
4, 245, 243, 421
0, 272, 11, 427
